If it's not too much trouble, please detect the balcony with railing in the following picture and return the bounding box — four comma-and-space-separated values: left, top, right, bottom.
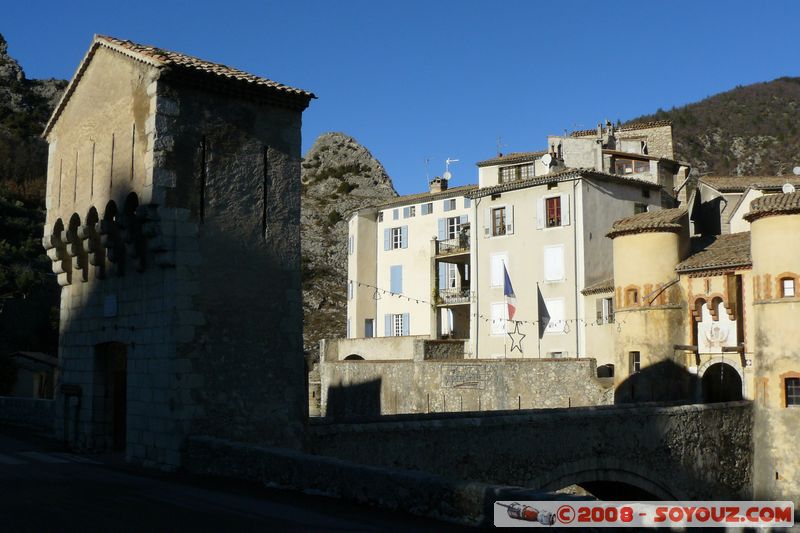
436, 288, 471, 306
435, 235, 470, 258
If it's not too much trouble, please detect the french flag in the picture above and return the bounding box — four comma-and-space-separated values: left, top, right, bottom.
503, 263, 516, 321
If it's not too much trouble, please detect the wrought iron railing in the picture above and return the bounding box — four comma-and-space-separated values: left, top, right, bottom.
437, 288, 471, 305
435, 236, 470, 256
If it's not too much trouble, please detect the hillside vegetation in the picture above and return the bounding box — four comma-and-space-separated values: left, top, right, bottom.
628, 77, 800, 175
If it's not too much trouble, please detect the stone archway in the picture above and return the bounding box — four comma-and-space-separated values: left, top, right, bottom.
700, 361, 743, 403
527, 458, 683, 501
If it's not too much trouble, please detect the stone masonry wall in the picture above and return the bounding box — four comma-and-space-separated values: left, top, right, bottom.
320, 357, 613, 417
308, 401, 753, 501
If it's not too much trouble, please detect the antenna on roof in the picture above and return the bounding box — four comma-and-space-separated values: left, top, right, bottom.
424, 157, 431, 181
496, 136, 507, 157
444, 158, 459, 180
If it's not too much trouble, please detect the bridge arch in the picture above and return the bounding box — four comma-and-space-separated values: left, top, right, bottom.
526, 458, 684, 501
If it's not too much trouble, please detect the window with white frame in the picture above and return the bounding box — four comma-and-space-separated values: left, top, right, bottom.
492, 207, 506, 236
391, 227, 403, 249
446, 216, 461, 239
421, 202, 433, 215
629, 351, 641, 373
596, 297, 614, 324
393, 314, 404, 337
446, 263, 458, 289
491, 302, 508, 335
490, 253, 508, 287
443, 198, 457, 211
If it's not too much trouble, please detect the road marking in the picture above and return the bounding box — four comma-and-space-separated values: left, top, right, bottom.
17, 452, 71, 464
0, 453, 27, 465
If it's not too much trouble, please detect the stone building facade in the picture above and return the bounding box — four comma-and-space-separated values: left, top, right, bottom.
41, 35, 313, 467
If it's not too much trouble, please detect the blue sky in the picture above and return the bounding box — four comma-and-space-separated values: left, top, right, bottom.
4, 1, 799, 194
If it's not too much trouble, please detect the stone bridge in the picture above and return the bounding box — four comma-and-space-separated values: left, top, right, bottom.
306, 401, 752, 501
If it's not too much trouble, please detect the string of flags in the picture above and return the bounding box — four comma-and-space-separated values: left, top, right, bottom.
349, 278, 628, 330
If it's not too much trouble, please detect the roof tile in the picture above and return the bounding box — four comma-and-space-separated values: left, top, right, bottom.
606, 208, 686, 238
743, 192, 800, 222
676, 233, 751, 273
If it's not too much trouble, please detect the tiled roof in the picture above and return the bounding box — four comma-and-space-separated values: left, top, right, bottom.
476, 151, 547, 168
743, 192, 800, 222
606, 207, 686, 239
571, 120, 672, 138
468, 167, 660, 200
378, 184, 478, 209
582, 278, 614, 295
676, 233, 751, 273
44, 35, 315, 136
700, 176, 800, 193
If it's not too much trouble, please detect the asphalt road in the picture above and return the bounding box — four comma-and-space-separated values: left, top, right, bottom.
0, 426, 469, 532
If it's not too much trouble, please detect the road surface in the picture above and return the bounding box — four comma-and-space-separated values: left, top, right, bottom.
0, 426, 469, 532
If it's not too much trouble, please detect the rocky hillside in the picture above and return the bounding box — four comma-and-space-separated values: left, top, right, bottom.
300, 132, 397, 362
628, 77, 800, 176
0, 33, 66, 201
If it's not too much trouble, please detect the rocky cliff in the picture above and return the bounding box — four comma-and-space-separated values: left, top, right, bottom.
627, 77, 800, 176
0, 33, 66, 201
300, 132, 397, 362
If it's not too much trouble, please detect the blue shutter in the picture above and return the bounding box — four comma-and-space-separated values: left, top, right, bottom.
390, 265, 403, 294
438, 263, 447, 290
384, 314, 392, 336
402, 313, 410, 336
443, 200, 452, 212
460, 214, 467, 225
401, 226, 408, 248
393, 209, 399, 220
438, 218, 447, 240
383, 228, 391, 250
464, 197, 471, 208
423, 203, 430, 215
402, 206, 409, 218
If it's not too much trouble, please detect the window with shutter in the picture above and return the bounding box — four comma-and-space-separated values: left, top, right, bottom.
390, 265, 403, 294
545, 196, 561, 227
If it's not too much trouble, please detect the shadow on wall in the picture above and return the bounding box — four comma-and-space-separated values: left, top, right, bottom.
325, 378, 381, 419
614, 359, 700, 404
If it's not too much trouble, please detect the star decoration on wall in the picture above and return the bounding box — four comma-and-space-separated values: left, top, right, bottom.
507, 321, 526, 354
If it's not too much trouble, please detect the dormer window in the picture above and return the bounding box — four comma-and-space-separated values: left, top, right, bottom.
498, 164, 534, 184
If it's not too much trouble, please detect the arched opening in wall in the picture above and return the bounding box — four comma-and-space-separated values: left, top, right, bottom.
597, 364, 614, 378
344, 354, 365, 361
701, 362, 742, 403
567, 481, 661, 500
93, 342, 128, 451
540, 469, 675, 501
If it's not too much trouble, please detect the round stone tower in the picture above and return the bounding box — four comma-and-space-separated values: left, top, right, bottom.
745, 192, 800, 503
607, 208, 691, 403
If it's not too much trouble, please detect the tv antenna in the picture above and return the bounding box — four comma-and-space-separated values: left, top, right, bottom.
424, 157, 432, 181
496, 136, 508, 156
444, 158, 459, 180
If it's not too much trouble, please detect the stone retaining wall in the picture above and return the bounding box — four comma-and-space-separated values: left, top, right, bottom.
0, 396, 55, 433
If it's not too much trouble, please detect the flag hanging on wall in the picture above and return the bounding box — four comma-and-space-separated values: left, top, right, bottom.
503, 263, 516, 321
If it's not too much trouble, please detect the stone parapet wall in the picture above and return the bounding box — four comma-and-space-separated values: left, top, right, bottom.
308, 401, 753, 501
184, 435, 578, 527
0, 397, 55, 433
320, 357, 612, 417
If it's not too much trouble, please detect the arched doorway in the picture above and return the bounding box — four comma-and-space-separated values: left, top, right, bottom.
701, 362, 742, 403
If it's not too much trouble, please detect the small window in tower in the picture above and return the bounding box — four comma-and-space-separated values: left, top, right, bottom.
781, 278, 795, 298
785, 377, 800, 407
626, 288, 639, 306
629, 351, 641, 374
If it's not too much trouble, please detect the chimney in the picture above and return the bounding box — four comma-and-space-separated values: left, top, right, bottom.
429, 177, 448, 193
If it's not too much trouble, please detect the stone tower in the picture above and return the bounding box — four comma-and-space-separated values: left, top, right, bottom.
745, 193, 800, 503
41, 35, 314, 467
607, 208, 692, 402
